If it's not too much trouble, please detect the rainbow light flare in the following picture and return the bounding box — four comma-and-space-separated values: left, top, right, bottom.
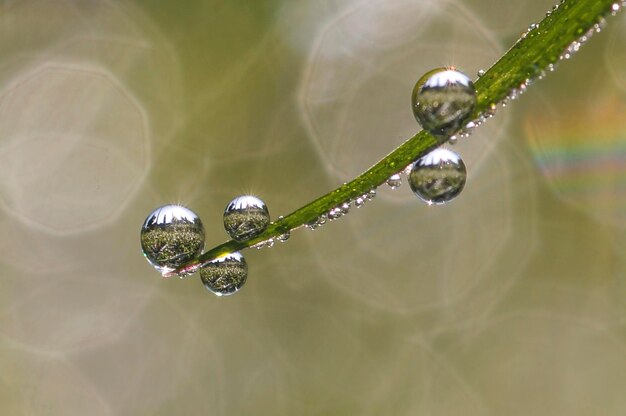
525, 95, 626, 226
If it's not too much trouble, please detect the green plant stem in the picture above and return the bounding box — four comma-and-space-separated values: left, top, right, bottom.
173, 0, 620, 275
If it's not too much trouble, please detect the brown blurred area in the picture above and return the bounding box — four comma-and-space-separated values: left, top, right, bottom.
0, 0, 625, 414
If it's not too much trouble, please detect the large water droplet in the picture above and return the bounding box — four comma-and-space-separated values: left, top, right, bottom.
223, 195, 270, 241
140, 204, 205, 274
200, 252, 248, 297
411, 68, 477, 137
408, 148, 467, 205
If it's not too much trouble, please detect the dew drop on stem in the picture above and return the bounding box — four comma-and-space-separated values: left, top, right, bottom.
140, 204, 205, 276
223, 195, 270, 242
408, 148, 467, 205
200, 252, 248, 297
411, 67, 477, 137
386, 173, 402, 189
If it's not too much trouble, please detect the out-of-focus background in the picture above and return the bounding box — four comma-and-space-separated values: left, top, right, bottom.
0, 0, 625, 414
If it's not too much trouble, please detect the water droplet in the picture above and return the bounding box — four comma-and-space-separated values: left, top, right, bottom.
306, 214, 327, 230
408, 148, 467, 205
328, 207, 342, 220
611, 2, 621, 15
354, 196, 365, 208
386, 173, 402, 189
277, 231, 290, 242
257, 238, 275, 249
484, 103, 497, 118
200, 252, 248, 297
140, 205, 205, 275
477, 69, 485, 78
341, 202, 351, 214
366, 189, 377, 201
223, 195, 270, 241
251, 241, 266, 249
411, 67, 477, 137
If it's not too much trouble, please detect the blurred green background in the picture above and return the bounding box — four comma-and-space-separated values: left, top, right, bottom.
0, 0, 625, 414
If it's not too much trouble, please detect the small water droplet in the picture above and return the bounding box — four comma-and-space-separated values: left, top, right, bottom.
328, 207, 342, 220
408, 148, 467, 205
611, 2, 621, 15
477, 69, 485, 78
411, 67, 477, 137
366, 189, 377, 201
449, 135, 458, 145
252, 241, 266, 249
223, 195, 270, 241
354, 197, 365, 208
140, 204, 205, 275
200, 252, 248, 297
341, 202, 351, 214
277, 231, 291, 242
484, 103, 497, 118
386, 174, 402, 189
306, 214, 326, 230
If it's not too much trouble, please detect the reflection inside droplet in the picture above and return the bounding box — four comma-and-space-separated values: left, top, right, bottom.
408, 148, 467, 205
200, 252, 248, 297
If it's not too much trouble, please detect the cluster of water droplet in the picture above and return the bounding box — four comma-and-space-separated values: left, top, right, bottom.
140, 195, 274, 296
141, 3, 626, 291
304, 189, 377, 231
470, 0, 625, 132
402, 67, 474, 204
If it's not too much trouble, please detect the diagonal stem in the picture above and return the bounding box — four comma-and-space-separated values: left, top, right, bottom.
171, 0, 622, 276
